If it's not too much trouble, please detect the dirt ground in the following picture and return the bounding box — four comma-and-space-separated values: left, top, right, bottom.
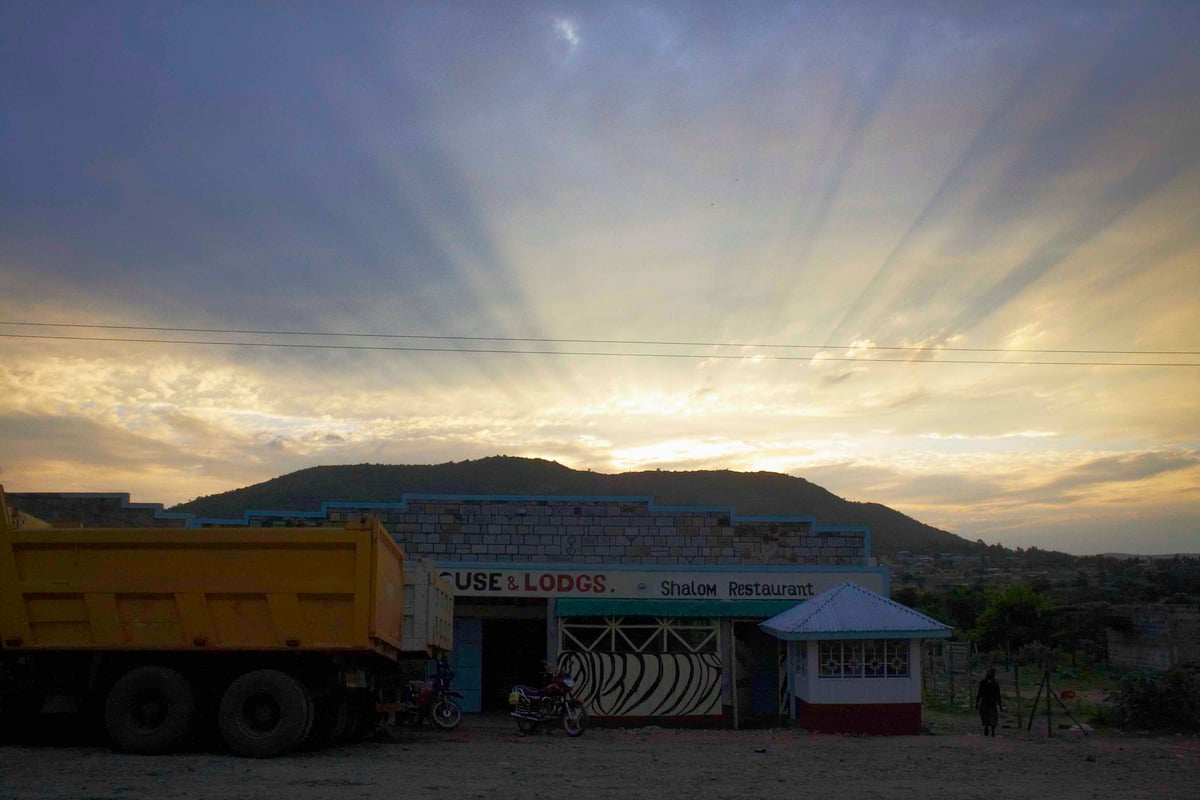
1, 712, 1196, 800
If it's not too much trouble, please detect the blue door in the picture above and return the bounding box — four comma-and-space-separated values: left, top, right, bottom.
452, 619, 483, 712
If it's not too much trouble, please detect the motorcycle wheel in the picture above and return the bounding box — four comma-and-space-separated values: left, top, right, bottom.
430, 699, 462, 730
516, 718, 539, 735
561, 705, 586, 738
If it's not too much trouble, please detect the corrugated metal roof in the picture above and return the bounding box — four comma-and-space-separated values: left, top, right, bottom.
758, 581, 952, 641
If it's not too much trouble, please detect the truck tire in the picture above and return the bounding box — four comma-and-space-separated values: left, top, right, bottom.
104, 665, 197, 754
218, 669, 310, 758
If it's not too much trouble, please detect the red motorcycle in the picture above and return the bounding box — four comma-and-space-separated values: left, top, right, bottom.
508, 665, 587, 736
393, 658, 463, 730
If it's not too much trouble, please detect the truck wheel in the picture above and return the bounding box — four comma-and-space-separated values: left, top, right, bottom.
104, 666, 197, 754
218, 669, 310, 758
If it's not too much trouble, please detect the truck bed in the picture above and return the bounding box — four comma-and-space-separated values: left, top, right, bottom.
0, 517, 404, 658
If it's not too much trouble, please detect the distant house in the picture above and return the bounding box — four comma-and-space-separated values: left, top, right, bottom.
760, 582, 951, 735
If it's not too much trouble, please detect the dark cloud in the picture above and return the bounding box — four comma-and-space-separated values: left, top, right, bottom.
1025, 450, 1200, 504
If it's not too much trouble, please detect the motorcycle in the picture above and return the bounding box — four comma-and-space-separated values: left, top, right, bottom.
508, 665, 587, 737
392, 657, 463, 731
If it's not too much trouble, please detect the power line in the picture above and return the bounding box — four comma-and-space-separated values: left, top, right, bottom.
2, 332, 1196, 367
2, 320, 1197, 356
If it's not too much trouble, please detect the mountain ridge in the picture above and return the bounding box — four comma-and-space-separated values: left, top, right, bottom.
171, 457, 979, 557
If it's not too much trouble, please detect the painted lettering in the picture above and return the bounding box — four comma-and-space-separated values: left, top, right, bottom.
728, 581, 815, 598
660, 579, 717, 597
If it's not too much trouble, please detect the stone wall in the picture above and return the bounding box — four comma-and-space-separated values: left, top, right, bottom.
313, 496, 868, 567
5, 493, 189, 528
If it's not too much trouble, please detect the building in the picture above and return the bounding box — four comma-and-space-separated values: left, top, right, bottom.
219, 493, 888, 728
760, 582, 951, 734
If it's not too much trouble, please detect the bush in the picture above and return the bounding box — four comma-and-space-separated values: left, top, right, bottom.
1112, 666, 1200, 731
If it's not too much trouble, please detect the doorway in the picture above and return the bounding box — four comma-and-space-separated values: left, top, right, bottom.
481, 618, 547, 710
732, 620, 781, 728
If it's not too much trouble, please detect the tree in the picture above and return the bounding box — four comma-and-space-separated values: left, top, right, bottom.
943, 584, 988, 633
973, 585, 1049, 655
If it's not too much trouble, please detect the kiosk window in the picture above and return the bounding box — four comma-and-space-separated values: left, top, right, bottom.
819, 640, 910, 679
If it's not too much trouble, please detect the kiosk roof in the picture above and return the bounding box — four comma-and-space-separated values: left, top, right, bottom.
759, 581, 952, 640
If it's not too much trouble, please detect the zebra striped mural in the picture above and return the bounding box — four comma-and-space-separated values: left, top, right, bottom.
559, 650, 723, 718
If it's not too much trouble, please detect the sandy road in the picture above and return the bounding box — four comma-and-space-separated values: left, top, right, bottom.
1, 716, 1196, 800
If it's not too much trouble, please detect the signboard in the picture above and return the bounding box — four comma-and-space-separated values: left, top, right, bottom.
436, 564, 885, 600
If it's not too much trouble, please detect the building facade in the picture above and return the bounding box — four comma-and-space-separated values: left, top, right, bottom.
228, 494, 887, 727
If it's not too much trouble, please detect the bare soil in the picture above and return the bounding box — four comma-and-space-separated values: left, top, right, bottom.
1, 712, 1196, 800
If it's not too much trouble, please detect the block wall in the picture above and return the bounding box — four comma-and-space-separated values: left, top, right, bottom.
316, 497, 866, 567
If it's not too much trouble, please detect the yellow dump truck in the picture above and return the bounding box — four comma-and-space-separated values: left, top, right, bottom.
0, 485, 407, 757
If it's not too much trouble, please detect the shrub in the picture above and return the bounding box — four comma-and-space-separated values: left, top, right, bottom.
1112, 666, 1200, 731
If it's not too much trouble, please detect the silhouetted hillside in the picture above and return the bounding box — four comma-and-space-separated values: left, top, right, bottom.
171, 456, 977, 557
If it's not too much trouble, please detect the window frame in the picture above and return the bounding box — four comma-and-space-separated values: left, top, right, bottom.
815, 639, 910, 679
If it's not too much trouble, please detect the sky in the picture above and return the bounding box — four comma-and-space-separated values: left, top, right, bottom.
1, 1, 1197, 555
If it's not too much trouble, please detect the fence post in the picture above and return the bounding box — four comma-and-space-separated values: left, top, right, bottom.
948, 645, 956, 705
1013, 662, 1023, 730
1045, 668, 1053, 737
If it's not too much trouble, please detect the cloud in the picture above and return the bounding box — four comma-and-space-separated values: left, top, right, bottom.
1, 2, 1197, 555
1025, 450, 1200, 503
554, 18, 580, 53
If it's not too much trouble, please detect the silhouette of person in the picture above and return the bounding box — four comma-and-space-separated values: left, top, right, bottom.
974, 667, 1004, 737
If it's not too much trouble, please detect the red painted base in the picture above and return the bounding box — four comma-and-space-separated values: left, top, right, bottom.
795, 701, 922, 735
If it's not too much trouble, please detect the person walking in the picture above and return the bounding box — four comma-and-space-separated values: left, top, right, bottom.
974, 667, 1004, 737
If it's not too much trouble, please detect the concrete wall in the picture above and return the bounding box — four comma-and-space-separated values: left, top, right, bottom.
1107, 605, 1200, 671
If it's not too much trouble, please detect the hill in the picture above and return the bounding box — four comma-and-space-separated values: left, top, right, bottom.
170, 456, 977, 558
